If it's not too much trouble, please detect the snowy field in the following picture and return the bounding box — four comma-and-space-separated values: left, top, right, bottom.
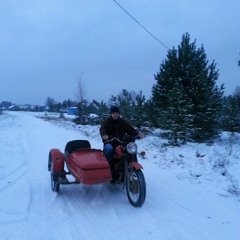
0, 111, 239, 240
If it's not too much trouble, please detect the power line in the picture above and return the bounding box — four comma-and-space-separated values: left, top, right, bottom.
112, 0, 170, 50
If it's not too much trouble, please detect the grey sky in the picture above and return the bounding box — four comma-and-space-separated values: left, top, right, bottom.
0, 0, 239, 105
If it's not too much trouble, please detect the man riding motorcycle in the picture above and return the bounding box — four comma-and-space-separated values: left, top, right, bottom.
100, 105, 141, 163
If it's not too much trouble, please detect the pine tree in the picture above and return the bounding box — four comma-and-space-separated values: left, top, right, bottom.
111, 89, 134, 124
132, 91, 147, 125
152, 33, 224, 143
139, 98, 157, 127
222, 96, 240, 133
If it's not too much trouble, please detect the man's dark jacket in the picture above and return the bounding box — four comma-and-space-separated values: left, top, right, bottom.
100, 117, 138, 141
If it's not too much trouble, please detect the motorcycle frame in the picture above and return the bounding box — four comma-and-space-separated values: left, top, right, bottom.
113, 146, 143, 186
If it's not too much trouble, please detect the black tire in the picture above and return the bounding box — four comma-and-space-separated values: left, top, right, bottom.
49, 153, 60, 192
126, 168, 146, 207
48, 152, 51, 171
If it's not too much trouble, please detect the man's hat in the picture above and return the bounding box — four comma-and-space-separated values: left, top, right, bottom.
110, 105, 120, 114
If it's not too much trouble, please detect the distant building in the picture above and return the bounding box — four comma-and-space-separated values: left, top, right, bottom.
8, 105, 16, 111
67, 107, 78, 115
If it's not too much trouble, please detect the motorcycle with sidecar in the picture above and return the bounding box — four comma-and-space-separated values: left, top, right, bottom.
48, 135, 146, 207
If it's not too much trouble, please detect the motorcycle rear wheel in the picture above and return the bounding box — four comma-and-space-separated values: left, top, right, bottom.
126, 168, 146, 207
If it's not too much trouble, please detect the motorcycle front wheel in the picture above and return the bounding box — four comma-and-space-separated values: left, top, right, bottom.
126, 168, 146, 207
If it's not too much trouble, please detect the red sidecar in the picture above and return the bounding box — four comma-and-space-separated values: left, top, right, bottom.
48, 140, 111, 191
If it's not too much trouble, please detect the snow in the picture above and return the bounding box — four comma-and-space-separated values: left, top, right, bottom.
0, 111, 239, 240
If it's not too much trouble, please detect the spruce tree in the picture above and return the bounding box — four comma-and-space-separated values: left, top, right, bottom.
144, 98, 160, 127
152, 33, 224, 143
222, 96, 240, 133
132, 91, 147, 125
110, 89, 148, 127
111, 89, 135, 124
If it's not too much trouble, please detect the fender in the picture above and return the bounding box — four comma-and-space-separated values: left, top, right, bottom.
114, 145, 122, 159
129, 162, 143, 170
49, 148, 64, 172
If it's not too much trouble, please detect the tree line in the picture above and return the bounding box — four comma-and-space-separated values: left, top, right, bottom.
45, 33, 240, 145
3, 33, 239, 145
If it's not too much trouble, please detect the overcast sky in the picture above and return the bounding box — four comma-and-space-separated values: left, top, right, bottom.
0, 0, 239, 105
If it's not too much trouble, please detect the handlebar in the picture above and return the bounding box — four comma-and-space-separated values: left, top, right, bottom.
104, 135, 138, 145
104, 124, 142, 145
104, 137, 123, 145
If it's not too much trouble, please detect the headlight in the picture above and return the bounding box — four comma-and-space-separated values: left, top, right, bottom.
126, 142, 137, 155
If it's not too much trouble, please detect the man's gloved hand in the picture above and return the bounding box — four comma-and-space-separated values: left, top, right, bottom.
137, 134, 143, 139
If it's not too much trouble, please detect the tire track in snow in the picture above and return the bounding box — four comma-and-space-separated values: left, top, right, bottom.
20, 120, 66, 215
1, 112, 75, 238
0, 163, 26, 191
0, 113, 31, 223
56, 184, 129, 240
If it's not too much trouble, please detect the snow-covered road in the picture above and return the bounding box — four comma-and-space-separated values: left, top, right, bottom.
0, 111, 239, 240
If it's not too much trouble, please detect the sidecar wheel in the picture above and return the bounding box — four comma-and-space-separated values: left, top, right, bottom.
49, 154, 60, 192
126, 169, 146, 207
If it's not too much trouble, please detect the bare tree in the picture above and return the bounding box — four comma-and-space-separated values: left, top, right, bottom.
76, 73, 87, 124
76, 72, 86, 103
